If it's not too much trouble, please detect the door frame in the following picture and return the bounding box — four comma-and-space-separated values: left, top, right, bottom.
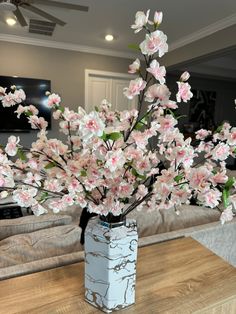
85, 69, 135, 111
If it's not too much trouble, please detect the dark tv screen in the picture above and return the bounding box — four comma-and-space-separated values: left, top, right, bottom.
0, 76, 51, 131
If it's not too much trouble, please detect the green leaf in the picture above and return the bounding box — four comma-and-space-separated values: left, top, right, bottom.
225, 177, 235, 190
99, 132, 107, 140
44, 162, 56, 169
17, 148, 27, 161
222, 189, 230, 208
134, 117, 148, 130
166, 109, 176, 117
24, 110, 33, 117
80, 170, 87, 177
174, 174, 183, 183
39, 192, 49, 202
128, 43, 140, 51
96, 159, 103, 166
57, 105, 65, 113
107, 132, 123, 141
94, 106, 99, 112
134, 122, 144, 130
233, 148, 236, 154
215, 124, 223, 133
131, 168, 146, 180
176, 115, 187, 120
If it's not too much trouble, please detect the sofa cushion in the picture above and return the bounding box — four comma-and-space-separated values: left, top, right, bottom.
0, 225, 82, 268
128, 205, 221, 237
0, 214, 72, 241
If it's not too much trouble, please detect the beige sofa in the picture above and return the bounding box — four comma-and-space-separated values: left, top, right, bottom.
0, 203, 235, 281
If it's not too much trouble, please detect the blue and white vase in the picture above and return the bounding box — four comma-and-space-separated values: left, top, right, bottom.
84, 217, 138, 313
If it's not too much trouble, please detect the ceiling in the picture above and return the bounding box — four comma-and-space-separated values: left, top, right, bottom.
0, 0, 236, 58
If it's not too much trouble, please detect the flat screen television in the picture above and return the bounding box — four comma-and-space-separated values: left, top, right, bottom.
0, 76, 51, 131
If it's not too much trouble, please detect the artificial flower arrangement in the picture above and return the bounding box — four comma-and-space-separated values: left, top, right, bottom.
0, 9, 235, 226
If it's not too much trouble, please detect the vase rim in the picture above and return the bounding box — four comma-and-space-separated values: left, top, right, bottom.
98, 217, 126, 229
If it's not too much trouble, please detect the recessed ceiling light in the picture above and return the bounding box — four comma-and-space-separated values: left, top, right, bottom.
6, 17, 16, 26
105, 34, 114, 41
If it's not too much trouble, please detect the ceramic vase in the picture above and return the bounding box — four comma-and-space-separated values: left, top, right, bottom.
84, 217, 138, 313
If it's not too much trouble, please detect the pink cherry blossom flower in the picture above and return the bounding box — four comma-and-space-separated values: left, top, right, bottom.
44, 179, 63, 192
1, 93, 16, 107
135, 159, 151, 174
13, 89, 26, 103
139, 30, 168, 57
147, 60, 166, 84
24, 172, 42, 187
170, 146, 195, 169
211, 171, 228, 185
158, 115, 177, 133
53, 110, 62, 120
131, 130, 152, 150
68, 178, 83, 194
227, 127, 236, 146
176, 82, 193, 103
118, 182, 133, 197
171, 187, 190, 205
198, 188, 221, 208
28, 159, 39, 170
28, 116, 48, 129
13, 187, 37, 207
195, 129, 211, 140
15, 104, 26, 118
28, 105, 39, 115
195, 141, 214, 154
76, 195, 87, 208
131, 10, 150, 33
160, 100, 178, 109
212, 143, 230, 161
125, 147, 143, 162
109, 200, 123, 216
145, 84, 170, 102
79, 111, 105, 142
188, 166, 211, 190
153, 11, 163, 25
5, 135, 20, 157
70, 136, 81, 149
15, 104, 38, 118
128, 58, 141, 73
123, 78, 147, 100
0, 176, 6, 187
220, 206, 234, 224
0, 87, 6, 100
48, 199, 66, 213
105, 149, 126, 172
47, 93, 61, 107
62, 194, 74, 206
31, 203, 48, 216
47, 139, 68, 156
136, 184, 148, 199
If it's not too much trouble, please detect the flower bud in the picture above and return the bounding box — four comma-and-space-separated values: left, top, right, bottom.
154, 11, 163, 25
180, 71, 190, 82
128, 58, 141, 74
0, 191, 8, 199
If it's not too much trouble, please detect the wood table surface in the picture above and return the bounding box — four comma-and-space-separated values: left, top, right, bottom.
1, 237, 236, 314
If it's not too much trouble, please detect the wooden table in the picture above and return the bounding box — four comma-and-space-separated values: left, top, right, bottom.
1, 237, 236, 314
